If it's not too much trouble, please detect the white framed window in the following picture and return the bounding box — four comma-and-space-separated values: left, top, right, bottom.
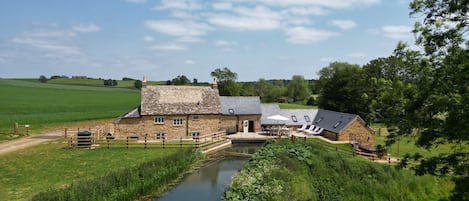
291, 115, 298, 122
173, 117, 184, 126
192, 131, 200, 139
154, 116, 165, 124
155, 132, 165, 140
192, 115, 200, 121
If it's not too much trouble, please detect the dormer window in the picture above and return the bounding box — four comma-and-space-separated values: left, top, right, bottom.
333, 121, 342, 128
304, 115, 310, 122
291, 115, 298, 122
228, 109, 234, 115
316, 117, 323, 123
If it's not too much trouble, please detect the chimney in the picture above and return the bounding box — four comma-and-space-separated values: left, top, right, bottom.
142, 76, 147, 88
211, 78, 218, 90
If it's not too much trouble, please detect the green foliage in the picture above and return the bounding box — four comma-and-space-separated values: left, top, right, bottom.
171, 75, 191, 85
286, 75, 311, 103
39, 75, 48, 83
0, 79, 139, 136
211, 67, 240, 96
134, 80, 142, 89
223, 140, 453, 201
30, 149, 200, 201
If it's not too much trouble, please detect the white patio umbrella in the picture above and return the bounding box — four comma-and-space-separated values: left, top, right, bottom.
267, 115, 289, 136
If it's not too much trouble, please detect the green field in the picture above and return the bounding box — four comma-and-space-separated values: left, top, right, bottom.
375, 136, 464, 158
0, 79, 140, 138
0, 140, 185, 201
279, 103, 317, 109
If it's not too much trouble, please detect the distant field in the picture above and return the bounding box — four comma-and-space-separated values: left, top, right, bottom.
279, 103, 317, 109
0, 79, 140, 138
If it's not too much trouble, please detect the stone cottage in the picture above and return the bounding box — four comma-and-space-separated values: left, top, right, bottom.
113, 80, 262, 140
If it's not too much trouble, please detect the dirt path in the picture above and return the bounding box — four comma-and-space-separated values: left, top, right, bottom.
0, 130, 64, 155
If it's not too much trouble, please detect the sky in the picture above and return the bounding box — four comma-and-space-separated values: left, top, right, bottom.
0, 0, 417, 82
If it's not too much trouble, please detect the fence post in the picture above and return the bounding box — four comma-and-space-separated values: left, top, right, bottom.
64, 128, 68, 138
126, 137, 129, 149
69, 136, 73, 148
180, 136, 182, 148
163, 138, 165, 149
107, 139, 110, 149
14, 122, 19, 135
144, 134, 147, 149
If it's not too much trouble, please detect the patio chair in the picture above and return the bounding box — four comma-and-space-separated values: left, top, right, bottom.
304, 125, 316, 133
297, 124, 308, 132
306, 126, 321, 135
310, 127, 324, 135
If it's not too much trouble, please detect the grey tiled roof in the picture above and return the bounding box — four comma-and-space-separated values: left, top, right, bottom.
220, 96, 261, 115
312, 109, 359, 133
260, 104, 281, 125
140, 86, 221, 115
280, 109, 318, 126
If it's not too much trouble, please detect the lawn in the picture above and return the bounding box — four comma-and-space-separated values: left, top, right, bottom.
0, 79, 140, 138
0, 140, 181, 201
374, 135, 463, 158
279, 103, 317, 109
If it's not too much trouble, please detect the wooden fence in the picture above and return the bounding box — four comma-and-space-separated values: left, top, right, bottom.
68, 130, 227, 150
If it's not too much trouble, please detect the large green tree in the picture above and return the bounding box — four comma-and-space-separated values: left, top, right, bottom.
171, 75, 191, 85
387, 1, 469, 200
317, 62, 366, 117
286, 75, 311, 103
210, 67, 240, 96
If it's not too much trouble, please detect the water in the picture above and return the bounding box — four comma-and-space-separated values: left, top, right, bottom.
154, 144, 262, 201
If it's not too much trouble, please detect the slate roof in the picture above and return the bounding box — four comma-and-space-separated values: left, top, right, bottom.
280, 109, 318, 126
140, 85, 221, 115
114, 106, 141, 123
312, 109, 360, 134
219, 96, 261, 115
260, 104, 282, 125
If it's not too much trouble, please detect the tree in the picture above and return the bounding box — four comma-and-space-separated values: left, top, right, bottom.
210, 67, 240, 96
192, 78, 198, 85
39, 75, 47, 83
286, 75, 311, 103
386, 1, 469, 199
171, 75, 191, 85
317, 62, 366, 116
134, 80, 142, 89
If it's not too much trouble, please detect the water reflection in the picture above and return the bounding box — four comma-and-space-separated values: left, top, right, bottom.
154, 144, 262, 201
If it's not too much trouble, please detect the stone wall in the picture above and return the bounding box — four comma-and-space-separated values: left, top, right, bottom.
337, 118, 375, 146
220, 115, 261, 133
114, 114, 221, 140
322, 130, 338, 141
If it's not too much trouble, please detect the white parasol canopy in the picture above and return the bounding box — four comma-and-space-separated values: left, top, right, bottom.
267, 114, 289, 121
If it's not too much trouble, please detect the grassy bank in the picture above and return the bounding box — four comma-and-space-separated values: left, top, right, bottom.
0, 139, 194, 201
375, 136, 460, 158
0, 79, 139, 138
223, 139, 453, 201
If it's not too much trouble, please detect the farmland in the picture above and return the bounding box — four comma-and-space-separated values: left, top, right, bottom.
0, 79, 140, 139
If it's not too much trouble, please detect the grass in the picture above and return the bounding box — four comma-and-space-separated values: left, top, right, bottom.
0, 139, 183, 201
279, 103, 317, 109
224, 139, 454, 201
375, 136, 462, 158
0, 79, 140, 138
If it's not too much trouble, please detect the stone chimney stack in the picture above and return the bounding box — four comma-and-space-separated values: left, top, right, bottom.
211, 78, 218, 90
142, 76, 147, 88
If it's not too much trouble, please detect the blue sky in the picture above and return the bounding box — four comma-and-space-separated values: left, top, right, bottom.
0, 0, 416, 82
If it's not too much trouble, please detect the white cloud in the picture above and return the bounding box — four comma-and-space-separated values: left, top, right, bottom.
212, 2, 232, 10
381, 25, 413, 39
185, 59, 195, 64
256, 0, 381, 9
208, 14, 280, 31
285, 27, 340, 44
177, 36, 203, 43
329, 20, 357, 30
147, 43, 187, 51
284, 6, 329, 16
214, 40, 237, 46
11, 28, 81, 55
72, 24, 101, 32
155, 0, 203, 10
126, 0, 147, 3
145, 20, 211, 36
143, 35, 154, 42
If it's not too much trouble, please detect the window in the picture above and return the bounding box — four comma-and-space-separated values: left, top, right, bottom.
192, 115, 200, 121
228, 109, 235, 115
155, 132, 165, 140
304, 115, 311, 122
173, 117, 184, 126
192, 131, 200, 139
316, 117, 323, 124
333, 121, 342, 128
154, 116, 165, 124
291, 115, 298, 122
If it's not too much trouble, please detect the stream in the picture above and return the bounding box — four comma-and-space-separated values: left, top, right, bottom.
154, 143, 262, 201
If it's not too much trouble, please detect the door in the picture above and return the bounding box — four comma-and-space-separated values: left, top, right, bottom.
248, 120, 254, 132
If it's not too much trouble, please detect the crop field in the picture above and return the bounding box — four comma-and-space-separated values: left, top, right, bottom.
0, 79, 140, 138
